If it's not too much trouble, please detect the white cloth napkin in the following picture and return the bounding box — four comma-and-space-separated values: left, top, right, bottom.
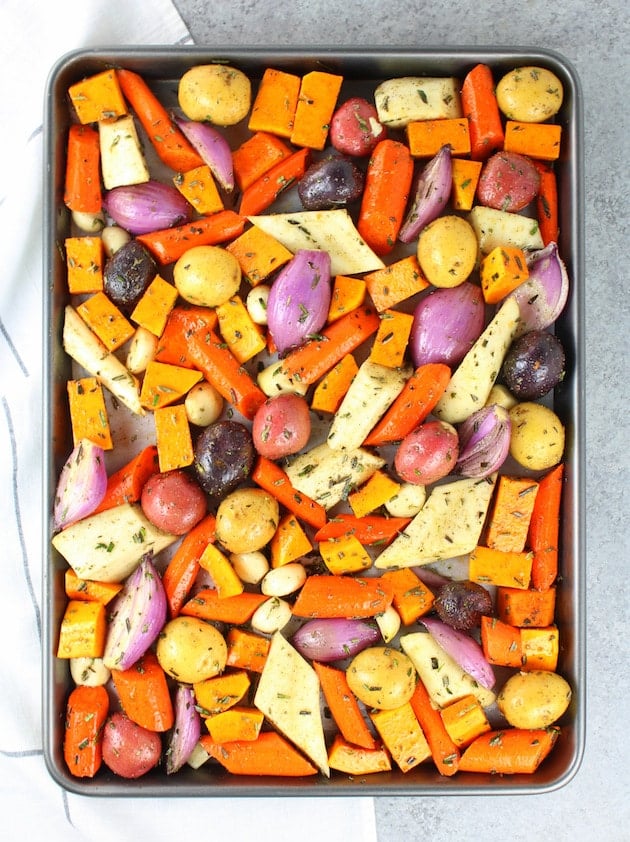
0, 1, 377, 838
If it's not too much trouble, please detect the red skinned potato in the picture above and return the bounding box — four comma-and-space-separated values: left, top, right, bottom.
477, 150, 540, 212
141, 470, 207, 535
394, 420, 459, 485
330, 96, 386, 156
252, 393, 312, 460
102, 712, 161, 779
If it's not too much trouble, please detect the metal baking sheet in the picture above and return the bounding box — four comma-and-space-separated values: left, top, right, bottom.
42, 47, 585, 796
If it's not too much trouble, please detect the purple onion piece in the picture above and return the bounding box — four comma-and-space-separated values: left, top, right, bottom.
53, 438, 107, 531
409, 282, 485, 368
455, 404, 511, 478
174, 116, 234, 192
508, 242, 570, 335
102, 554, 167, 671
166, 684, 202, 775
102, 180, 193, 235
422, 616, 496, 689
398, 144, 452, 243
267, 249, 332, 354
412, 566, 451, 590
291, 617, 381, 662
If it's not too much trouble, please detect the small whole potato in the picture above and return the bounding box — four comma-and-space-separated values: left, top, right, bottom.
185, 380, 224, 427
346, 646, 417, 710
140, 469, 207, 535
252, 393, 312, 459
215, 487, 280, 554
101, 712, 161, 779
497, 670, 572, 729
417, 215, 478, 287
174, 245, 241, 308
496, 66, 564, 123
157, 616, 227, 684
394, 420, 459, 485
509, 401, 565, 470
178, 64, 251, 125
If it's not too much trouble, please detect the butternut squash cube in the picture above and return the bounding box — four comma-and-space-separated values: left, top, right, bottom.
370, 702, 431, 772
67, 377, 113, 450
57, 599, 107, 659
76, 292, 135, 351
65, 236, 104, 294
154, 404, 193, 471
131, 275, 179, 337
480, 246, 529, 304
319, 534, 372, 575
68, 69, 127, 124
173, 165, 224, 215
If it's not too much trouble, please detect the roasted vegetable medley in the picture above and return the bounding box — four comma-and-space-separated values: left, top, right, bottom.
53, 59, 573, 783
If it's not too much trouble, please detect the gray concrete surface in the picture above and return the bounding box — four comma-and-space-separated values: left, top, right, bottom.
173, 2, 629, 838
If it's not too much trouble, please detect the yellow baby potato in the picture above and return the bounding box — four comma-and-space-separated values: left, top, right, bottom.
509, 401, 565, 470
215, 488, 280, 554
173, 245, 241, 308
497, 670, 572, 729
496, 66, 564, 123
156, 616, 227, 684
346, 646, 416, 710
178, 64, 251, 125
417, 215, 478, 287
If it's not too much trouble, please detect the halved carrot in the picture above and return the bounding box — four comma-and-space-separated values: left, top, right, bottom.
181, 588, 268, 624
292, 575, 394, 619
528, 463, 564, 591
200, 730, 318, 776
63, 684, 109, 778
363, 363, 451, 446
251, 456, 327, 529
184, 327, 266, 420
116, 68, 204, 172
535, 163, 560, 246
232, 131, 293, 192
92, 445, 159, 514
409, 678, 460, 776
480, 615, 523, 668
136, 211, 246, 265
461, 63, 505, 161
504, 121, 562, 161
111, 651, 174, 732
357, 139, 414, 255
154, 305, 218, 369
313, 661, 377, 750
239, 147, 310, 216
64, 124, 102, 213
162, 514, 217, 619
278, 305, 380, 387
458, 727, 560, 774
313, 513, 411, 546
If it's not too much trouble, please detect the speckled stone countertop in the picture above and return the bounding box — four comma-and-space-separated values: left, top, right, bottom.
172, 2, 629, 838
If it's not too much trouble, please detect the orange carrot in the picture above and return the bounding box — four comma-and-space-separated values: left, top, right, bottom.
313, 661, 377, 750
116, 68, 204, 172
225, 628, 270, 673
63, 684, 109, 778
504, 121, 562, 161
529, 463, 564, 591
480, 615, 523, 668
409, 678, 460, 776
363, 363, 451, 446
314, 513, 411, 546
278, 304, 381, 387
357, 139, 414, 255
92, 445, 159, 514
251, 456, 327, 529
162, 514, 216, 618
111, 651, 174, 732
181, 588, 268, 624
184, 327, 266, 420
64, 124, 102, 213
239, 147, 310, 216
64, 569, 122, 605
458, 727, 560, 774
381, 568, 434, 625
292, 575, 394, 619
200, 730, 318, 776
461, 63, 505, 161
136, 211, 246, 265
154, 305, 218, 369
232, 131, 293, 192
535, 163, 559, 246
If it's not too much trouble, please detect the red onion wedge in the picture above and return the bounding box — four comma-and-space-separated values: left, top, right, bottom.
508, 242, 570, 335
291, 617, 381, 662
398, 144, 452, 243
53, 438, 107, 531
174, 116, 234, 192
166, 684, 202, 775
409, 282, 485, 368
267, 249, 332, 355
102, 553, 167, 671
103, 180, 193, 235
422, 616, 496, 689
455, 404, 511, 479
